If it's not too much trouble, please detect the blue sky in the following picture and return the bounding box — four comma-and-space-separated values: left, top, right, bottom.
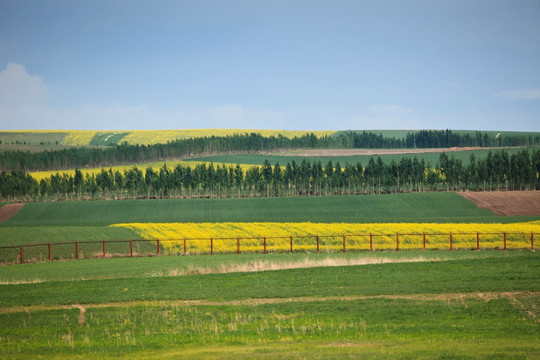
1, 0, 539, 131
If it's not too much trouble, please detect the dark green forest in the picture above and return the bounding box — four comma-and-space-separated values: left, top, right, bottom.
2, 130, 539, 172
1, 149, 539, 201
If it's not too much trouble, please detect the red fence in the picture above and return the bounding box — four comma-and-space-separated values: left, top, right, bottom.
0, 232, 535, 265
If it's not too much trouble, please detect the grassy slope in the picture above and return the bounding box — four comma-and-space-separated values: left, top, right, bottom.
0, 252, 538, 359
188, 146, 540, 166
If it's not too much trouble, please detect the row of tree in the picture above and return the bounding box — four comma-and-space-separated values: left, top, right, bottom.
1, 149, 539, 201
2, 130, 539, 173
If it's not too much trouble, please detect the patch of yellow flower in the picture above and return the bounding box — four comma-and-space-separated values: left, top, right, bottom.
28, 161, 257, 182
121, 129, 337, 145
111, 222, 539, 254
61, 131, 97, 145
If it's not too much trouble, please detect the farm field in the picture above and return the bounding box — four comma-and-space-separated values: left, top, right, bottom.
0, 129, 336, 147
115, 221, 539, 254
0, 251, 538, 359
1, 191, 539, 358
3, 193, 536, 228
1, 192, 539, 263
188, 145, 540, 167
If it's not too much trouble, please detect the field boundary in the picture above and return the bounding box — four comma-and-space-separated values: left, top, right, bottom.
1, 231, 535, 265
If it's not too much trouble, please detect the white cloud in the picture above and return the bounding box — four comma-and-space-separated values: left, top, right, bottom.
493, 88, 540, 100
0, 63, 48, 110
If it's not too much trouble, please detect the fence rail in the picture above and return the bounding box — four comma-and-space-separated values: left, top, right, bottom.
0, 232, 535, 265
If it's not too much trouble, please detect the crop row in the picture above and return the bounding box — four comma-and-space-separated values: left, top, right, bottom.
113, 222, 540, 253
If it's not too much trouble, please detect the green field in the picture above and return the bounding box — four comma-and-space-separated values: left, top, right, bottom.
188, 146, 540, 167
89, 132, 130, 146
2, 193, 532, 229
0, 251, 538, 359
0, 131, 67, 146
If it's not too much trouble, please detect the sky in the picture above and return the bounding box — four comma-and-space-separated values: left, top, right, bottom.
1, 0, 539, 132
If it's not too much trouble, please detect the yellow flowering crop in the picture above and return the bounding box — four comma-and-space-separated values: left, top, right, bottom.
29, 161, 257, 182
61, 131, 97, 145
121, 129, 337, 145
112, 222, 539, 254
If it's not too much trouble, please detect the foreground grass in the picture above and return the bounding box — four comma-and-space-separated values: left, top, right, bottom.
0, 251, 538, 359
0, 252, 537, 306
0, 251, 509, 283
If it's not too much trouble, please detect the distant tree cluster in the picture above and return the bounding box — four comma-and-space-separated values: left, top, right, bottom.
2, 130, 539, 173
1, 149, 539, 201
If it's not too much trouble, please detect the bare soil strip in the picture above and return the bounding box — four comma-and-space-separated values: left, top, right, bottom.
276, 146, 501, 157
72, 304, 86, 326
0, 203, 24, 222
3, 291, 538, 321
459, 190, 540, 216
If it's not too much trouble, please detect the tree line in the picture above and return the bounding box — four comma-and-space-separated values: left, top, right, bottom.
2, 130, 539, 172
1, 149, 539, 201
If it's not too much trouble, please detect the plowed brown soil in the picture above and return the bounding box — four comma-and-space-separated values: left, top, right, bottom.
0, 203, 24, 222
458, 191, 540, 216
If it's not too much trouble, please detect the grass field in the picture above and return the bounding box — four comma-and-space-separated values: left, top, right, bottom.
0, 251, 538, 359
3, 193, 534, 228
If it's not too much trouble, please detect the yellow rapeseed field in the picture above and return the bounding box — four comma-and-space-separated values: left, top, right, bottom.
61, 131, 97, 145
121, 129, 337, 145
29, 161, 257, 182
112, 221, 539, 254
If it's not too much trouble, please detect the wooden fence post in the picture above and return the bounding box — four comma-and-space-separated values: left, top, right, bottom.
20, 246, 23, 264
237, 238, 240, 254
531, 233, 534, 251
103, 240, 106, 258
423, 233, 426, 250
263, 237, 267, 254
210, 238, 213, 255
290, 236, 293, 253
370, 233, 373, 251
157, 240, 160, 256
75, 241, 79, 260
450, 232, 453, 251
316, 235, 320, 253
343, 235, 347, 253
503, 232, 507, 251
477, 232, 480, 251
396, 233, 399, 251
130, 240, 133, 257
48, 242, 51, 261
183, 238, 186, 255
